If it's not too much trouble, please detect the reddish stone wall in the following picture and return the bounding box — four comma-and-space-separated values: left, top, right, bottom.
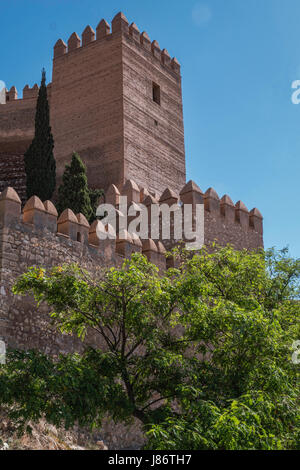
0, 13, 186, 195
0, 154, 26, 203
50, 27, 125, 190
0, 93, 37, 154
0, 219, 110, 354
50, 13, 185, 193
0, 88, 37, 201
204, 207, 263, 250
122, 27, 185, 195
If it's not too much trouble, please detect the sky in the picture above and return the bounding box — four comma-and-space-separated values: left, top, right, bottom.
0, 0, 299, 257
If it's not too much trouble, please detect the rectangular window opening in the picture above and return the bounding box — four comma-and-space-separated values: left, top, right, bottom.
152, 82, 161, 105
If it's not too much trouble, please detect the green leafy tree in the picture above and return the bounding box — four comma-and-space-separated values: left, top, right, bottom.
24, 68, 56, 201
0, 247, 299, 450
88, 188, 104, 223
57, 152, 94, 222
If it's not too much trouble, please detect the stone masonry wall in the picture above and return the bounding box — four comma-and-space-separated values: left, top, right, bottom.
0, 90, 37, 154
0, 186, 147, 450
0, 178, 263, 352
0, 154, 26, 203
122, 22, 185, 195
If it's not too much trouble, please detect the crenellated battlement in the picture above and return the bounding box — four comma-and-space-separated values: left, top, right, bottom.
1, 83, 52, 106
0, 180, 263, 355
22, 83, 39, 100
2, 84, 39, 104
0, 178, 263, 271
5, 86, 18, 102
0, 186, 166, 271
53, 12, 181, 75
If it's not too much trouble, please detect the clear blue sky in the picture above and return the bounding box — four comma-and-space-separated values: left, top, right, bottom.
0, 0, 299, 257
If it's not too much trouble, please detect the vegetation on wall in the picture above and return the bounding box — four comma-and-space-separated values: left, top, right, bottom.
88, 188, 105, 223
57, 152, 103, 223
0, 246, 299, 450
24, 69, 56, 201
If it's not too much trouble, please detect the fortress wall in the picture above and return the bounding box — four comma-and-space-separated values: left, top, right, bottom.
0, 180, 262, 449
0, 154, 26, 203
0, 179, 263, 355
204, 208, 264, 250
0, 94, 37, 154
0, 186, 167, 353
0, 87, 40, 204
122, 23, 185, 195
138, 180, 264, 253
50, 23, 125, 190
0, 202, 110, 355
0, 185, 161, 450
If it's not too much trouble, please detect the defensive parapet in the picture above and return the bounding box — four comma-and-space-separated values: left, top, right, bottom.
103, 178, 264, 252
0, 175, 263, 300
0, 187, 163, 266
5, 86, 18, 102
53, 12, 181, 75
1, 83, 51, 104
0, 177, 264, 349
0, 173, 263, 275
0, 185, 172, 354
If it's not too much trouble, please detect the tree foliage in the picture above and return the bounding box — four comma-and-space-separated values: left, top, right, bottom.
57, 152, 95, 223
57, 152, 103, 223
24, 68, 56, 201
0, 246, 299, 450
88, 188, 104, 223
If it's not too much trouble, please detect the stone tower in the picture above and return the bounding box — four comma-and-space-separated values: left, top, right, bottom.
51, 12, 186, 194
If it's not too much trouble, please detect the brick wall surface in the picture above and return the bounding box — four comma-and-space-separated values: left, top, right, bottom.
0, 95, 36, 154
0, 154, 26, 203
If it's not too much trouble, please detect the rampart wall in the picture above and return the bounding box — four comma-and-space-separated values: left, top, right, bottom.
0, 178, 263, 448
0, 178, 263, 351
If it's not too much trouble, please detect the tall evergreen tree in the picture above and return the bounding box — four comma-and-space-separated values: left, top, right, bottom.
24, 68, 56, 201
57, 152, 93, 222
88, 188, 104, 223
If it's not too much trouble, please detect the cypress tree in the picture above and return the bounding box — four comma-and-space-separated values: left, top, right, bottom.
24, 68, 56, 201
88, 188, 104, 223
57, 152, 93, 222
